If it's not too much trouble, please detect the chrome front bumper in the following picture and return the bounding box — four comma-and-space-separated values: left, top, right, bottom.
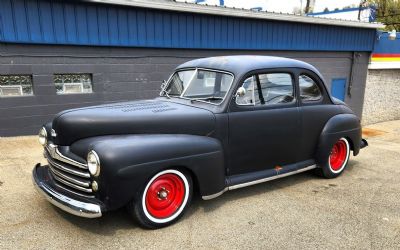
32, 164, 102, 218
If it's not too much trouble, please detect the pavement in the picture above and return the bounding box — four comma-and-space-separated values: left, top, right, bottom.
0, 120, 399, 249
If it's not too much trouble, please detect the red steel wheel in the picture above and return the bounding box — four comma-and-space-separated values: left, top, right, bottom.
142, 169, 190, 224
329, 138, 350, 173
145, 173, 185, 219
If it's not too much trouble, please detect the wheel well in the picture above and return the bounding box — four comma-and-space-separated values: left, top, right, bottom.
173, 166, 201, 197
345, 136, 354, 152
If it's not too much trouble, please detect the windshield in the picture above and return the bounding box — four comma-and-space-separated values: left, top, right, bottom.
163, 69, 234, 104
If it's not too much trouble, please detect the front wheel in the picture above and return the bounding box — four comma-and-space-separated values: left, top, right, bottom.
317, 137, 351, 178
128, 169, 193, 229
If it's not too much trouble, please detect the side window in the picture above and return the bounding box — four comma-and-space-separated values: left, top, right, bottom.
299, 74, 322, 101
236, 75, 260, 105
258, 73, 294, 104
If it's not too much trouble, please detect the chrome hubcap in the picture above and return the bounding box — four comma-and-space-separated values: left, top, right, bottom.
157, 187, 169, 200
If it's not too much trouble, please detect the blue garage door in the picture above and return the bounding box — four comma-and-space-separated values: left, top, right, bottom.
331, 78, 347, 101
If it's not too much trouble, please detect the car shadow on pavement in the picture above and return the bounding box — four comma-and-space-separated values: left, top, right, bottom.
187, 160, 359, 216
189, 171, 317, 214
54, 161, 359, 234
54, 205, 139, 233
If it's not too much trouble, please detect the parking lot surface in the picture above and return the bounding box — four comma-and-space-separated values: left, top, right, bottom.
0, 120, 399, 249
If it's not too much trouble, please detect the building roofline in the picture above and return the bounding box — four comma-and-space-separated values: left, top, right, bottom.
86, 0, 384, 29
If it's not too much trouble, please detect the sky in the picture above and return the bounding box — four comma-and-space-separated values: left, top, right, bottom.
180, 0, 363, 14
313, 0, 361, 12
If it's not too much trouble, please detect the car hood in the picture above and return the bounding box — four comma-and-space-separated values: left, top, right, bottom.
51, 99, 215, 146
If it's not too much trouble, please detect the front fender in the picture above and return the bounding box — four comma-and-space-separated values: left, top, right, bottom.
316, 114, 361, 166
70, 134, 225, 210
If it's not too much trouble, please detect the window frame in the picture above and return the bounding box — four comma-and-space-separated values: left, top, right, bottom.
163, 67, 235, 106
298, 73, 323, 103
231, 68, 297, 112
235, 74, 259, 106
295, 69, 331, 106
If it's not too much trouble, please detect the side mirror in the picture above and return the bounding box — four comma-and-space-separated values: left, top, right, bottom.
236, 87, 246, 97
160, 80, 167, 90
160, 80, 167, 96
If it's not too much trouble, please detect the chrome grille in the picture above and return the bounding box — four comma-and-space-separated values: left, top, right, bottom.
45, 144, 87, 169
50, 166, 91, 188
46, 155, 90, 178
44, 146, 93, 198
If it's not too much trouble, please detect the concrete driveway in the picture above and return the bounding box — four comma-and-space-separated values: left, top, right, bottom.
0, 121, 399, 249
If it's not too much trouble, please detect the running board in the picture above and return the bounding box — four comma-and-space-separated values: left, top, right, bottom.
202, 163, 317, 200
228, 164, 317, 190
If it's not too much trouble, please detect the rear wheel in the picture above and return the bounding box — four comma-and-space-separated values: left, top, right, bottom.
317, 137, 350, 178
128, 169, 193, 229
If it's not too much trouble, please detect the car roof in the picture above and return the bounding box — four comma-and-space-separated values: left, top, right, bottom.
176, 55, 324, 80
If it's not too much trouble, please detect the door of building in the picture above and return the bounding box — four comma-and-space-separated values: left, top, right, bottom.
331, 78, 347, 101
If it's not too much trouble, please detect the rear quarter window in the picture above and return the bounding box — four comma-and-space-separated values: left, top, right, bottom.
299, 74, 322, 102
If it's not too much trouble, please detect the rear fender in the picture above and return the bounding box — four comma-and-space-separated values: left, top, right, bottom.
316, 114, 361, 166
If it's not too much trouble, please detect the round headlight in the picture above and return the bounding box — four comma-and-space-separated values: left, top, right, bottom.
87, 150, 100, 177
38, 127, 47, 146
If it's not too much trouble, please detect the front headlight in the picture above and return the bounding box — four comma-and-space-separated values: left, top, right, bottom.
87, 150, 100, 177
38, 127, 47, 146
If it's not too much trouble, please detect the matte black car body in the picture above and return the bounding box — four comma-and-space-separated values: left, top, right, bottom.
33, 56, 367, 224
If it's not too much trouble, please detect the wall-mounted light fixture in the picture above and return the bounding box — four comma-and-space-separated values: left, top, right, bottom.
377, 30, 397, 40
388, 30, 397, 40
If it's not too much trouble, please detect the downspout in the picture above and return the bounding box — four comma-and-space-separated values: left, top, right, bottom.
347, 52, 356, 98
348, 52, 363, 98
350, 30, 379, 98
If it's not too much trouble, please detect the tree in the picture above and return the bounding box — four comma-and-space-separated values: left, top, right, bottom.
305, 0, 311, 14
323, 7, 329, 13
293, 7, 302, 15
368, 0, 400, 31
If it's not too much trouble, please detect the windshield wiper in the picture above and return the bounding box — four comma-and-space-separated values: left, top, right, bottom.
190, 96, 224, 103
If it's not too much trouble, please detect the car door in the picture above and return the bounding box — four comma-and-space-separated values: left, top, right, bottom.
296, 70, 342, 162
227, 70, 302, 176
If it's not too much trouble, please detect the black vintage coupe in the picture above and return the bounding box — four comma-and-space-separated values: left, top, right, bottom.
33, 56, 367, 228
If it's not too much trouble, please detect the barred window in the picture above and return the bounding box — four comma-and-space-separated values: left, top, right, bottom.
0, 75, 33, 97
54, 74, 93, 94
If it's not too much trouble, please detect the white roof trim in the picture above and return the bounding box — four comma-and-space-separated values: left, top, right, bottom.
369, 62, 400, 69
87, 0, 384, 29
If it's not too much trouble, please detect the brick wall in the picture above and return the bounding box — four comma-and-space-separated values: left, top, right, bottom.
0, 43, 368, 136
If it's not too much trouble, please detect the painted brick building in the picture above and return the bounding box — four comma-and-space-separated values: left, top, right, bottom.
0, 0, 382, 136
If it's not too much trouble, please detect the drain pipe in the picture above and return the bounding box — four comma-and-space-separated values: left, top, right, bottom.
347, 52, 360, 98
